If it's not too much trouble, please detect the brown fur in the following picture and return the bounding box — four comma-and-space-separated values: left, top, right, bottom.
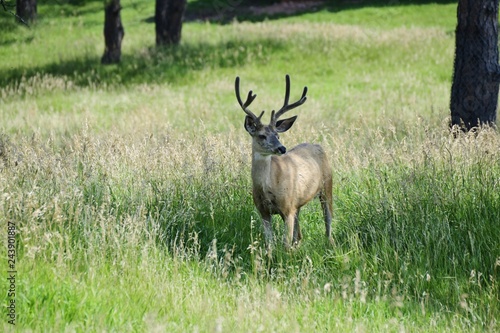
250, 142, 333, 248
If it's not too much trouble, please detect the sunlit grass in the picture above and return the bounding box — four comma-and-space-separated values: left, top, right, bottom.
2, 121, 499, 331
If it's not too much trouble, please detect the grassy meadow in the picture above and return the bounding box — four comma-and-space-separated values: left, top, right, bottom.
1, 0, 500, 331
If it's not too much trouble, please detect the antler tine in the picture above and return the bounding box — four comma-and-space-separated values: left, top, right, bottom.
271, 74, 308, 126
283, 74, 291, 108
235, 76, 264, 123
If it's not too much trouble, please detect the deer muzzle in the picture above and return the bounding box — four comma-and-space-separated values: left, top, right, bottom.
277, 146, 286, 155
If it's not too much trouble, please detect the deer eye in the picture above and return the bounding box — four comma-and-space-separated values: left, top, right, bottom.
258, 135, 266, 140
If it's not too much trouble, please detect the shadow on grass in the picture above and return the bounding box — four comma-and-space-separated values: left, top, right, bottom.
186, 0, 457, 24
1, 0, 457, 89
0, 38, 284, 89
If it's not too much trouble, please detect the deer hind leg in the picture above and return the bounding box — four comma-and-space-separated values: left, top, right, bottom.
319, 178, 334, 245
293, 208, 302, 244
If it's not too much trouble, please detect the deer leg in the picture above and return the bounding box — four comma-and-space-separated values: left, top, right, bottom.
282, 210, 297, 249
293, 208, 302, 244
320, 178, 334, 245
260, 212, 273, 247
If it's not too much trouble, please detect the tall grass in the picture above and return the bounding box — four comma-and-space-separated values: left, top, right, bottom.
1, 122, 499, 331
1, 1, 499, 331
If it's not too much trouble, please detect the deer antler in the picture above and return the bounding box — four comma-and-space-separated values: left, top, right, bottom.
270, 74, 308, 127
235, 77, 265, 124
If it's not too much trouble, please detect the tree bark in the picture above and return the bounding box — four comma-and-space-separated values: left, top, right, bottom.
450, 0, 500, 130
155, 0, 187, 46
101, 0, 124, 64
16, 0, 36, 23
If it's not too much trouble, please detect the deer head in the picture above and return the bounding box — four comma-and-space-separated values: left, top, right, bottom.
235, 75, 308, 156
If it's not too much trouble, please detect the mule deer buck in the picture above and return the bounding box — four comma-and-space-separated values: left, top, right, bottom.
235, 74, 333, 248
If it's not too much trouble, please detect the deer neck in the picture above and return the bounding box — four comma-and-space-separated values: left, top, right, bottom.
251, 151, 274, 190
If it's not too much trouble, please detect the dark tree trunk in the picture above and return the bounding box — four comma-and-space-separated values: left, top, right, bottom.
450, 0, 500, 130
155, 0, 187, 46
101, 0, 124, 64
16, 0, 37, 23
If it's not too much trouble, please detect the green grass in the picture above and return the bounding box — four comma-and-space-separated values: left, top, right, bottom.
1, 1, 499, 332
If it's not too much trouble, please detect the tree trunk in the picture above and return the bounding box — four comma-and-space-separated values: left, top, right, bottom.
155, 0, 187, 46
450, 0, 500, 130
16, 0, 37, 23
101, 0, 124, 64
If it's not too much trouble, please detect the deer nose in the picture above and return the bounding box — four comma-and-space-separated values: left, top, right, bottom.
278, 146, 286, 154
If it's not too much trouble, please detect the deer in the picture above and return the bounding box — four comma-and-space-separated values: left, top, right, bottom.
235, 74, 334, 249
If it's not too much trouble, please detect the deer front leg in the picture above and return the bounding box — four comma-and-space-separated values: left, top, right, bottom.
260, 212, 273, 247
283, 209, 297, 249
293, 208, 302, 244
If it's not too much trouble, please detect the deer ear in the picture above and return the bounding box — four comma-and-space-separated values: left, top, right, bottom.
244, 116, 258, 135
275, 116, 297, 133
